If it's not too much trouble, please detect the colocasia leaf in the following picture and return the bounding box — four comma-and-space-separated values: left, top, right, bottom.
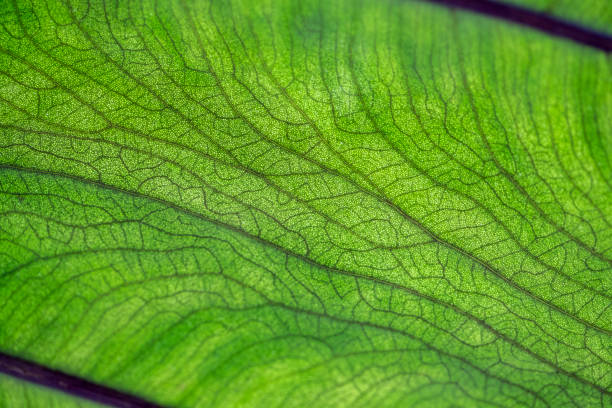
0, 0, 611, 407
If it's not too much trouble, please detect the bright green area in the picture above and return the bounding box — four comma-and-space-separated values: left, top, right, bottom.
0, 374, 101, 407
498, 0, 612, 34
0, 0, 611, 407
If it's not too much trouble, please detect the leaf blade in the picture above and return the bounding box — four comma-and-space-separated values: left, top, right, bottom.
0, 0, 611, 407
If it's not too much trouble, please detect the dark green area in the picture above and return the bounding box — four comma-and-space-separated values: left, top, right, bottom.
0, 374, 101, 407
499, 0, 612, 34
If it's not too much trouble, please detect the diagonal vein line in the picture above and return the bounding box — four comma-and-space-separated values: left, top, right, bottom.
2, 164, 611, 399
0, 351, 163, 408
420, 0, 612, 52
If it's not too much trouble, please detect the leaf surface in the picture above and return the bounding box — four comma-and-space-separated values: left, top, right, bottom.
0, 0, 611, 407
498, 0, 612, 34
0, 374, 102, 408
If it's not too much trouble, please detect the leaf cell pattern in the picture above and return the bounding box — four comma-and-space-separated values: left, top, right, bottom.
0, 0, 611, 407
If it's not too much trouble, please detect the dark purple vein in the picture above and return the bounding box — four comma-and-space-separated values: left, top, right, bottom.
0, 352, 163, 408
422, 0, 612, 52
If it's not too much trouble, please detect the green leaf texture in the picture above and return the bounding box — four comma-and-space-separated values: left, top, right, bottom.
498, 0, 612, 34
0, 374, 102, 408
0, 0, 611, 406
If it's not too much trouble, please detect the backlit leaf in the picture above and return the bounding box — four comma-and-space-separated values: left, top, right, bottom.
0, 0, 611, 406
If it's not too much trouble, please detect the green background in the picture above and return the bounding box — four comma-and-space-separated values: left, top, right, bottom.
0, 0, 611, 406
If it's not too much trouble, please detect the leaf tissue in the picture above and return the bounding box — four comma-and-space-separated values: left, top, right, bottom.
0, 0, 611, 407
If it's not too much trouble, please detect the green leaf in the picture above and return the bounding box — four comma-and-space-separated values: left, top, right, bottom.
0, 374, 102, 408
0, 0, 611, 407
498, 0, 612, 34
